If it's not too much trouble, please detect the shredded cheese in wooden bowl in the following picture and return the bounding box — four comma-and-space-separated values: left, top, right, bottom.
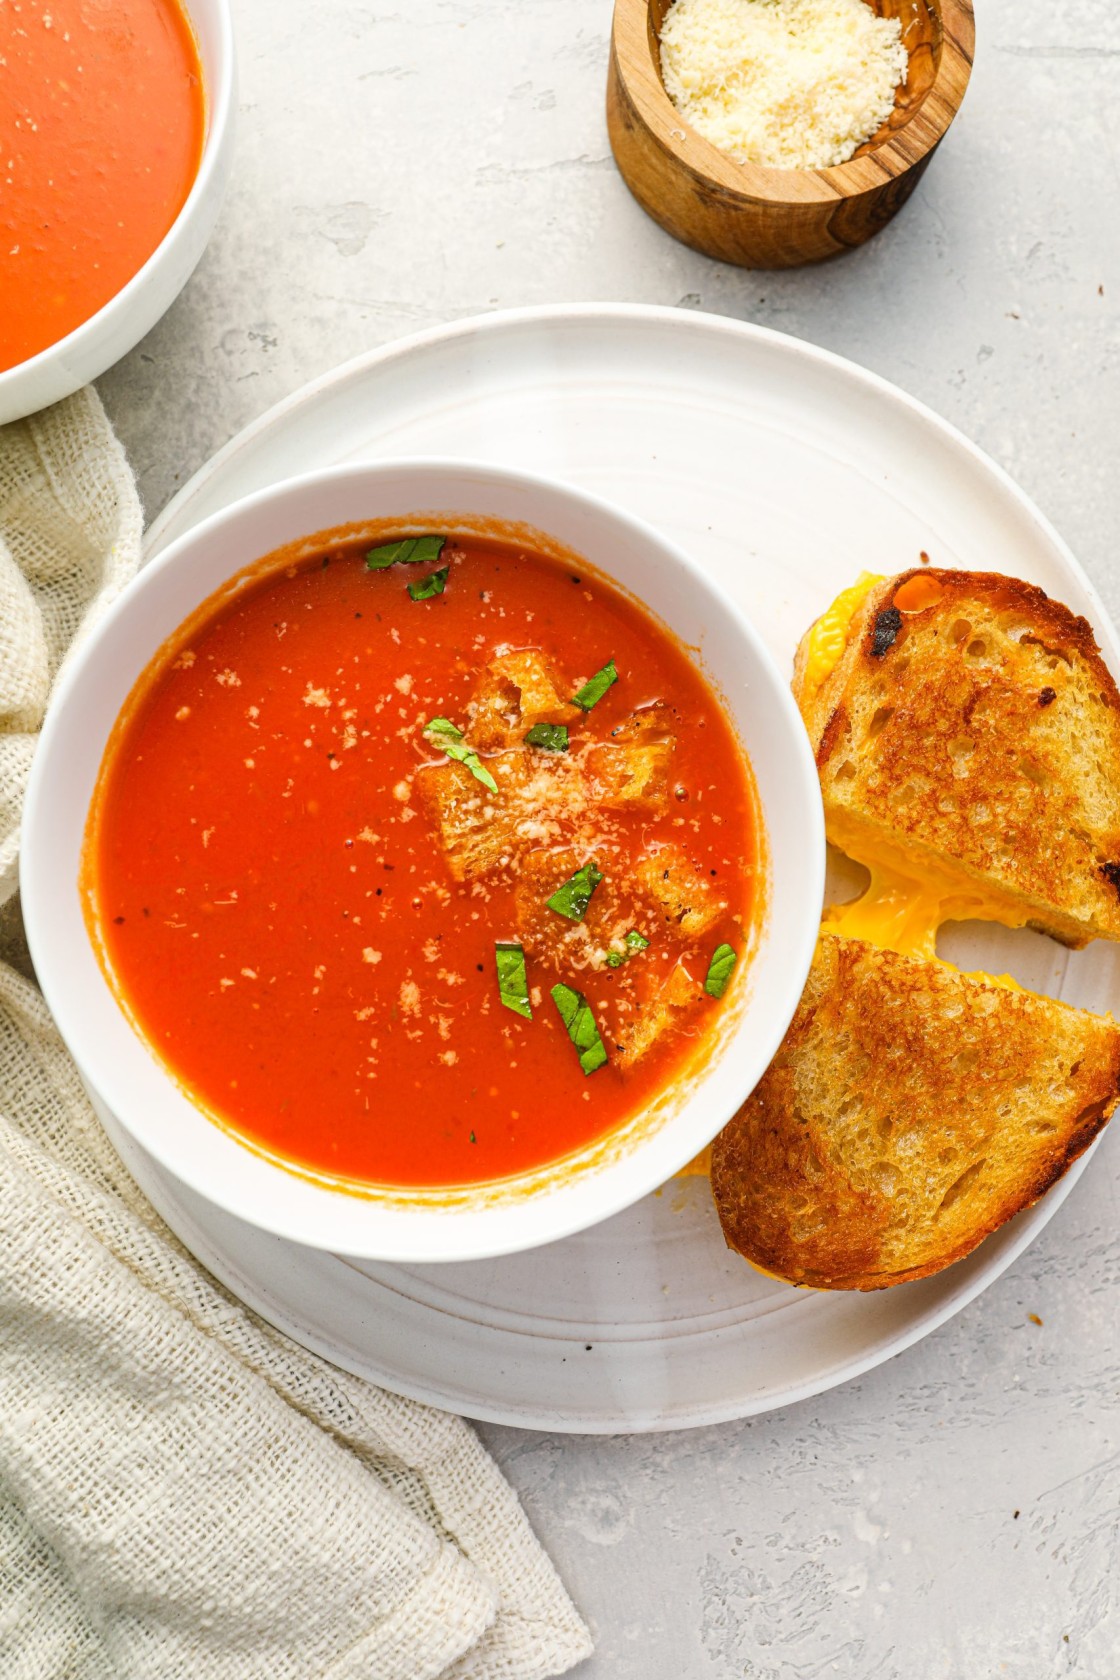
659, 0, 909, 171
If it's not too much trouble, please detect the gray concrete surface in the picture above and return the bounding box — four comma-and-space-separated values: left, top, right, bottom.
98, 1, 1120, 1673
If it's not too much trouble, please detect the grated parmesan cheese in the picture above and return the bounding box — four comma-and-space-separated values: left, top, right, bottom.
659, 0, 908, 171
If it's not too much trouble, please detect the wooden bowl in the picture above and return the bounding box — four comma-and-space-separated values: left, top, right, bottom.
607, 0, 975, 269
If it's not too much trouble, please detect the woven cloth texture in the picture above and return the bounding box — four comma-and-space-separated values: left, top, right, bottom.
0, 392, 591, 1680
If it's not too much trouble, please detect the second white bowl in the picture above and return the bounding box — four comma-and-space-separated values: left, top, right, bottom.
0, 0, 236, 425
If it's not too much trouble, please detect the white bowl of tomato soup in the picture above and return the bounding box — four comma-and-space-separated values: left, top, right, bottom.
0, 0, 234, 425
23, 460, 825, 1261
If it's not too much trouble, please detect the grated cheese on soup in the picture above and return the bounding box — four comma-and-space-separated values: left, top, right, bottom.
659, 0, 908, 171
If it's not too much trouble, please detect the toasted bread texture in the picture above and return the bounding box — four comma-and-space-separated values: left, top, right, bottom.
467, 649, 577, 749
710, 934, 1120, 1289
794, 569, 1120, 947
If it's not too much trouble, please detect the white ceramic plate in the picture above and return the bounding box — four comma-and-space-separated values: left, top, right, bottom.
122, 303, 1120, 1432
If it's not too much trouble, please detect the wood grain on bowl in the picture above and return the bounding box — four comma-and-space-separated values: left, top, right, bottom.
607, 0, 975, 268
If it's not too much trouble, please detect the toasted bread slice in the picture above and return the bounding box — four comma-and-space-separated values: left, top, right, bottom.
794, 569, 1120, 948
710, 934, 1120, 1290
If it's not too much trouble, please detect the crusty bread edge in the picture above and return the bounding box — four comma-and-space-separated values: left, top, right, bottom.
710, 935, 1120, 1291
795, 567, 1120, 758
795, 568, 1120, 946
768, 1082, 1117, 1290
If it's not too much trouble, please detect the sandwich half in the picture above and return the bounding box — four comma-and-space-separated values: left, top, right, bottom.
795, 568, 1120, 952
711, 933, 1120, 1290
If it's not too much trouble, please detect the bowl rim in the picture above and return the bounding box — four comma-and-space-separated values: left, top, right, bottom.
0, 0, 236, 408
611, 0, 976, 205
21, 455, 826, 1261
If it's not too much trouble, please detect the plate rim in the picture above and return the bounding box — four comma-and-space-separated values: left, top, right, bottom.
102, 1099, 1094, 1433
146, 302, 1117, 651
132, 302, 1114, 1431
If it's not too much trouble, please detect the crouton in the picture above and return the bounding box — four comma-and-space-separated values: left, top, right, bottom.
468, 650, 577, 750
585, 742, 673, 812
617, 961, 703, 1067
634, 845, 726, 939
415, 752, 530, 880
514, 849, 626, 972
608, 701, 677, 744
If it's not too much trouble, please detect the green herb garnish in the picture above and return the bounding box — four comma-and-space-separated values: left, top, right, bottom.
524, 722, 569, 752
571, 659, 618, 712
408, 566, 449, 601
704, 942, 737, 999
546, 862, 603, 922
425, 715, 463, 745
606, 930, 649, 969
366, 535, 446, 570
495, 942, 532, 1019
423, 716, 499, 794
551, 982, 608, 1075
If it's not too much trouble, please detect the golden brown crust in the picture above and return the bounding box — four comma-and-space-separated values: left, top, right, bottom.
467, 649, 577, 750
795, 569, 1120, 946
710, 935, 1120, 1290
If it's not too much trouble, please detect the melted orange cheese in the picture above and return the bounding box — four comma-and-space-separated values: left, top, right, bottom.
800, 571, 884, 700
825, 853, 1028, 991
676, 573, 1031, 1184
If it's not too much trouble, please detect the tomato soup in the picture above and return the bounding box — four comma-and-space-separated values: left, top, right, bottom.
85, 532, 761, 1188
0, 0, 204, 372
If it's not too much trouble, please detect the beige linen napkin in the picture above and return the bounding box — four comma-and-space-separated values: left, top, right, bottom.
0, 393, 592, 1680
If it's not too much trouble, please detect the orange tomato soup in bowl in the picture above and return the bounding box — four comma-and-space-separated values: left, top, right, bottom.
0, 0, 204, 372
84, 530, 761, 1189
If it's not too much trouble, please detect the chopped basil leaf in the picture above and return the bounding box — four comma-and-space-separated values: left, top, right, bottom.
423, 716, 498, 794
365, 539, 412, 570
524, 722, 569, 752
495, 942, 532, 1019
442, 740, 498, 794
606, 929, 650, 969
546, 861, 603, 922
408, 565, 449, 601
366, 535, 446, 570
551, 982, 608, 1075
424, 715, 464, 745
571, 659, 618, 711
704, 942, 737, 999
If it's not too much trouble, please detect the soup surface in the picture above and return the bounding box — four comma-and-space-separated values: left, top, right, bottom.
0, 0, 204, 372
87, 532, 760, 1188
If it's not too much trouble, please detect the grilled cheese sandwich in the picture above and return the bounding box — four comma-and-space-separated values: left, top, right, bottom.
709, 566, 1120, 1286
809, 574, 1036, 985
